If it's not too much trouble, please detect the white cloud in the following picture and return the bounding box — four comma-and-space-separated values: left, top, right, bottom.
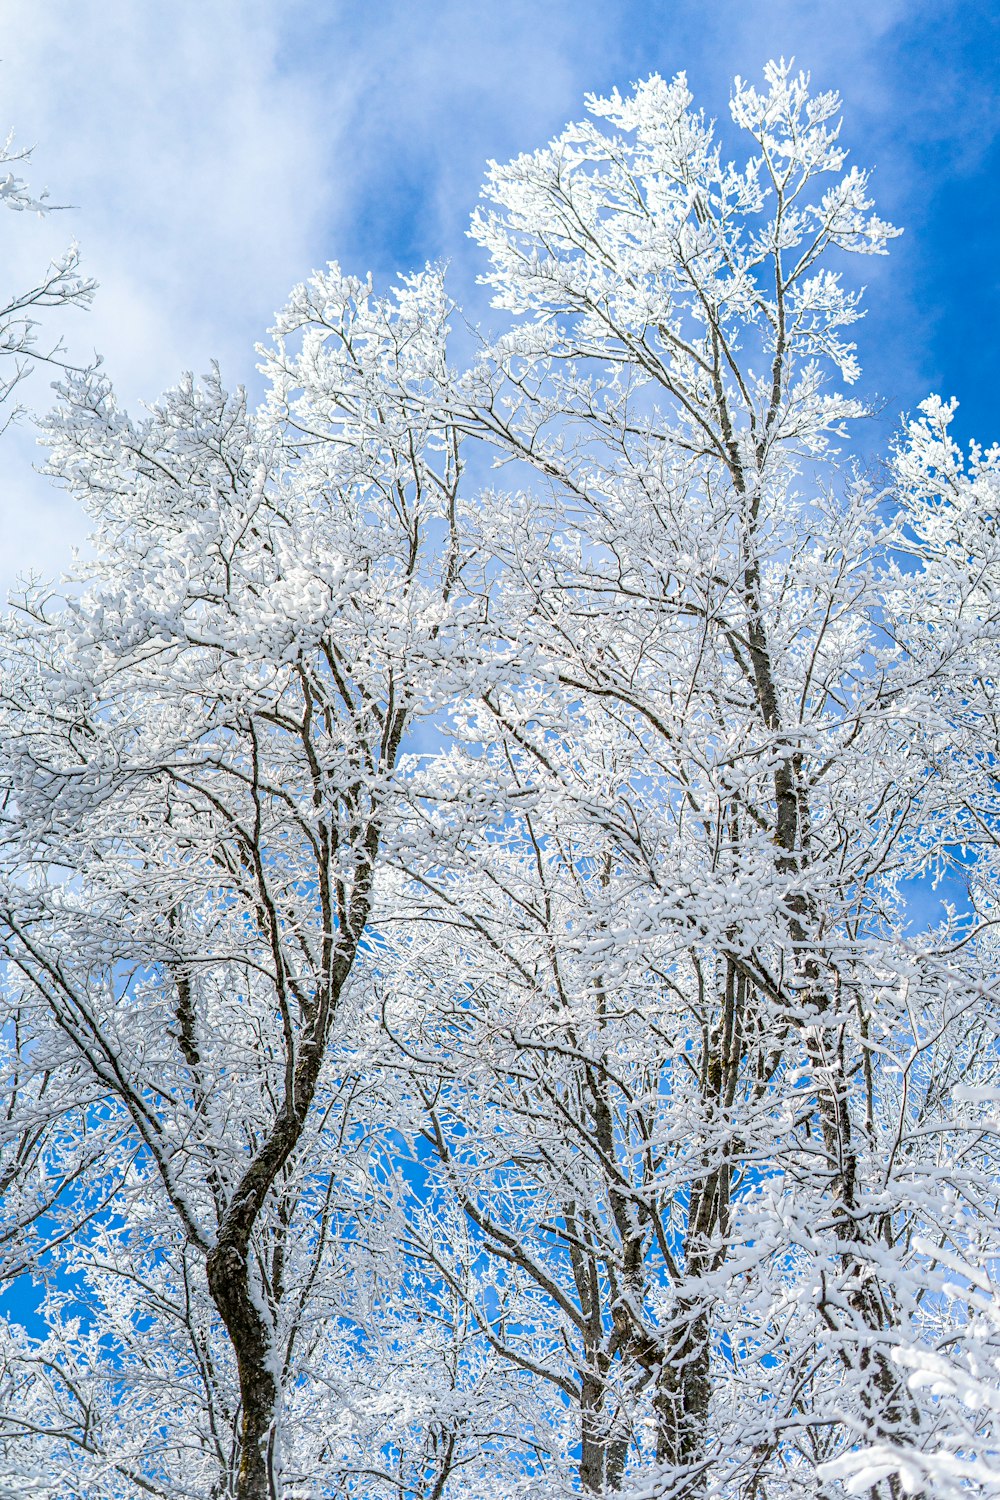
1, 1, 342, 392
0, 0, 343, 593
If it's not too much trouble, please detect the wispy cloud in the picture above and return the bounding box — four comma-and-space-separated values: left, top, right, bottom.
0, 0, 340, 592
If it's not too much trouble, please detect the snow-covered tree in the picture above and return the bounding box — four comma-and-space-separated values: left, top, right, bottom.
0, 61, 998, 1500
0, 266, 473, 1499
0, 125, 94, 424
381, 62, 999, 1495
0, 108, 103, 1348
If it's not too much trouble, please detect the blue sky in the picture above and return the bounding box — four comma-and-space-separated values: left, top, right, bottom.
0, 0, 997, 593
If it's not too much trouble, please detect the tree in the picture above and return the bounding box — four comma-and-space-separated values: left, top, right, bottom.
0, 61, 998, 1500
0, 108, 105, 1341
0, 266, 468, 1499
815, 398, 1000, 1500
0, 124, 94, 424
382, 62, 999, 1494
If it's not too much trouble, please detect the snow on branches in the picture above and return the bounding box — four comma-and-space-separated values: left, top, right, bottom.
0, 63, 997, 1500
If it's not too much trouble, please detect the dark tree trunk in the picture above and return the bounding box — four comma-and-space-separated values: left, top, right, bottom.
206, 1241, 278, 1500
654, 1297, 711, 1490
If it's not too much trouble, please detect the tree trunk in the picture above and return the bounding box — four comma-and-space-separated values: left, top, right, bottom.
579, 1370, 610, 1494
206, 1240, 277, 1500
654, 1296, 712, 1489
